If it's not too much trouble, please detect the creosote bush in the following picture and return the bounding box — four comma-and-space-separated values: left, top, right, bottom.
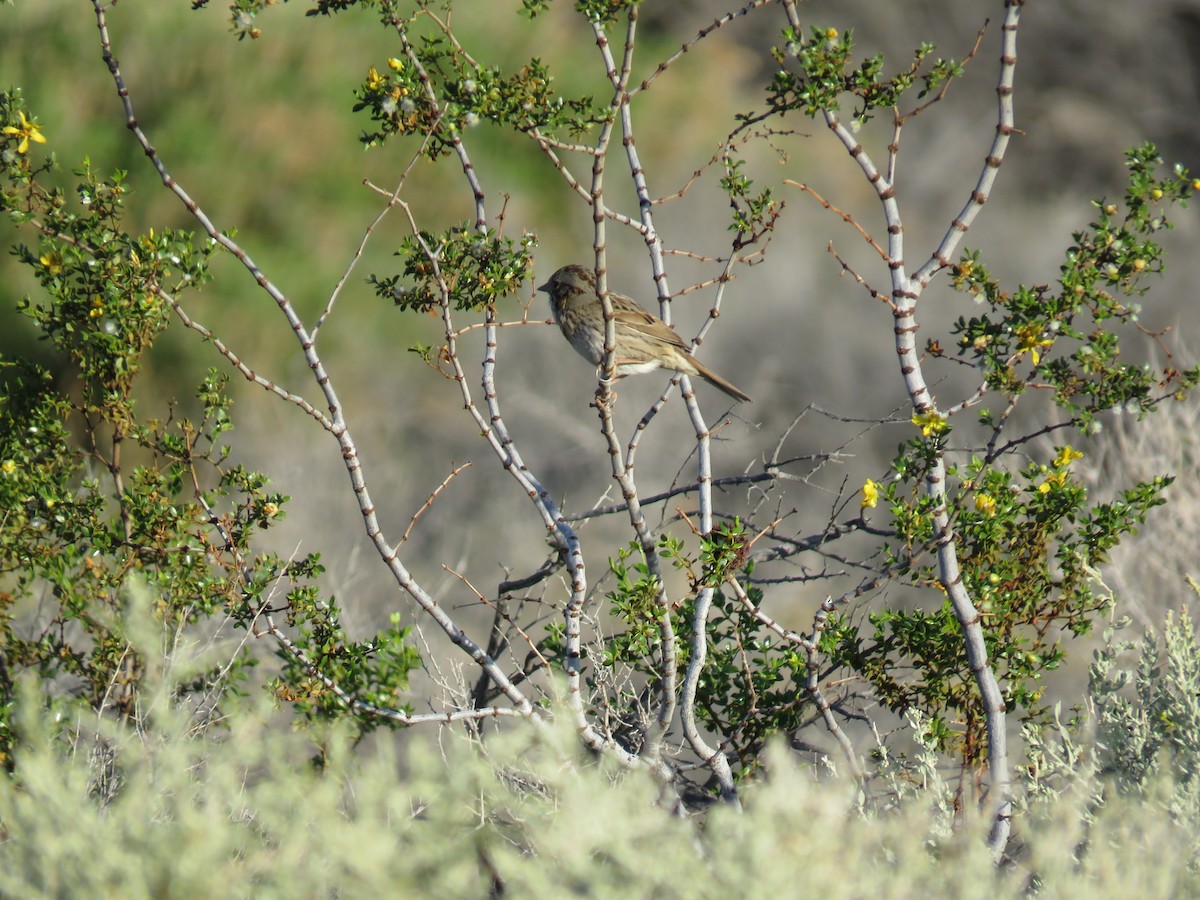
4, 0, 1200, 889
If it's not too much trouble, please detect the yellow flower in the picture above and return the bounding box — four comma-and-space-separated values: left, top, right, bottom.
1193, 178, 1200, 192
1053, 445, 1084, 468
824, 27, 840, 41
1015, 323, 1054, 365
3, 111, 47, 154
39, 250, 64, 276
975, 493, 997, 516
952, 259, 976, 291
912, 410, 949, 438
366, 66, 385, 91
1037, 471, 1068, 494
1, 460, 16, 476
387, 57, 404, 72
860, 479, 881, 509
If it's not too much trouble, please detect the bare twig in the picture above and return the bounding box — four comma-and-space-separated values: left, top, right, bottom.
785, 180, 889, 261
397, 463, 472, 547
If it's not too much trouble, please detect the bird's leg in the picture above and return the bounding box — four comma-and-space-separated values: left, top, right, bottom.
593, 366, 619, 404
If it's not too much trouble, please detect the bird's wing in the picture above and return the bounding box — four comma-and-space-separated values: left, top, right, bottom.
612, 303, 690, 351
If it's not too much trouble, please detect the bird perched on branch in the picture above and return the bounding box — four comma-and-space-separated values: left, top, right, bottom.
537, 264, 752, 402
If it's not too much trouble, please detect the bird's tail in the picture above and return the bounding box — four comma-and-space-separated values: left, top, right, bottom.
693, 359, 752, 403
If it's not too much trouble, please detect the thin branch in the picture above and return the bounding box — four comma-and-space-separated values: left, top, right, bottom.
261, 616, 524, 726
442, 564, 552, 675
901, 21, 989, 122
785, 180, 889, 261
632, 0, 774, 96
911, 13, 1021, 290
157, 285, 334, 431
568, 470, 785, 521
397, 462, 472, 547
826, 242, 891, 306
312, 149, 428, 340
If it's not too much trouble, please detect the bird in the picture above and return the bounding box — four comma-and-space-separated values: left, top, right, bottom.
536, 264, 752, 403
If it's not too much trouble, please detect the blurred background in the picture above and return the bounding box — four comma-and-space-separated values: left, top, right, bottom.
3, 0, 1199, 674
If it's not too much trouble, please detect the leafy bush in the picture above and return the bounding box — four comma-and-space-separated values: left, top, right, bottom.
3, 0, 1200, 881
2, 607, 1199, 896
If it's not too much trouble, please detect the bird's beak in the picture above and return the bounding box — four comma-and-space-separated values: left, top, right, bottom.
536, 280, 550, 294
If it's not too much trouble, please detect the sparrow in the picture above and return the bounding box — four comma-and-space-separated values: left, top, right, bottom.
537, 264, 751, 402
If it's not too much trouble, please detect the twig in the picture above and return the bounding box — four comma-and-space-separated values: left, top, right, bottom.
442, 564, 552, 673
785, 180, 889, 261
312, 153, 425, 340
826, 243, 891, 306
397, 463, 472, 547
